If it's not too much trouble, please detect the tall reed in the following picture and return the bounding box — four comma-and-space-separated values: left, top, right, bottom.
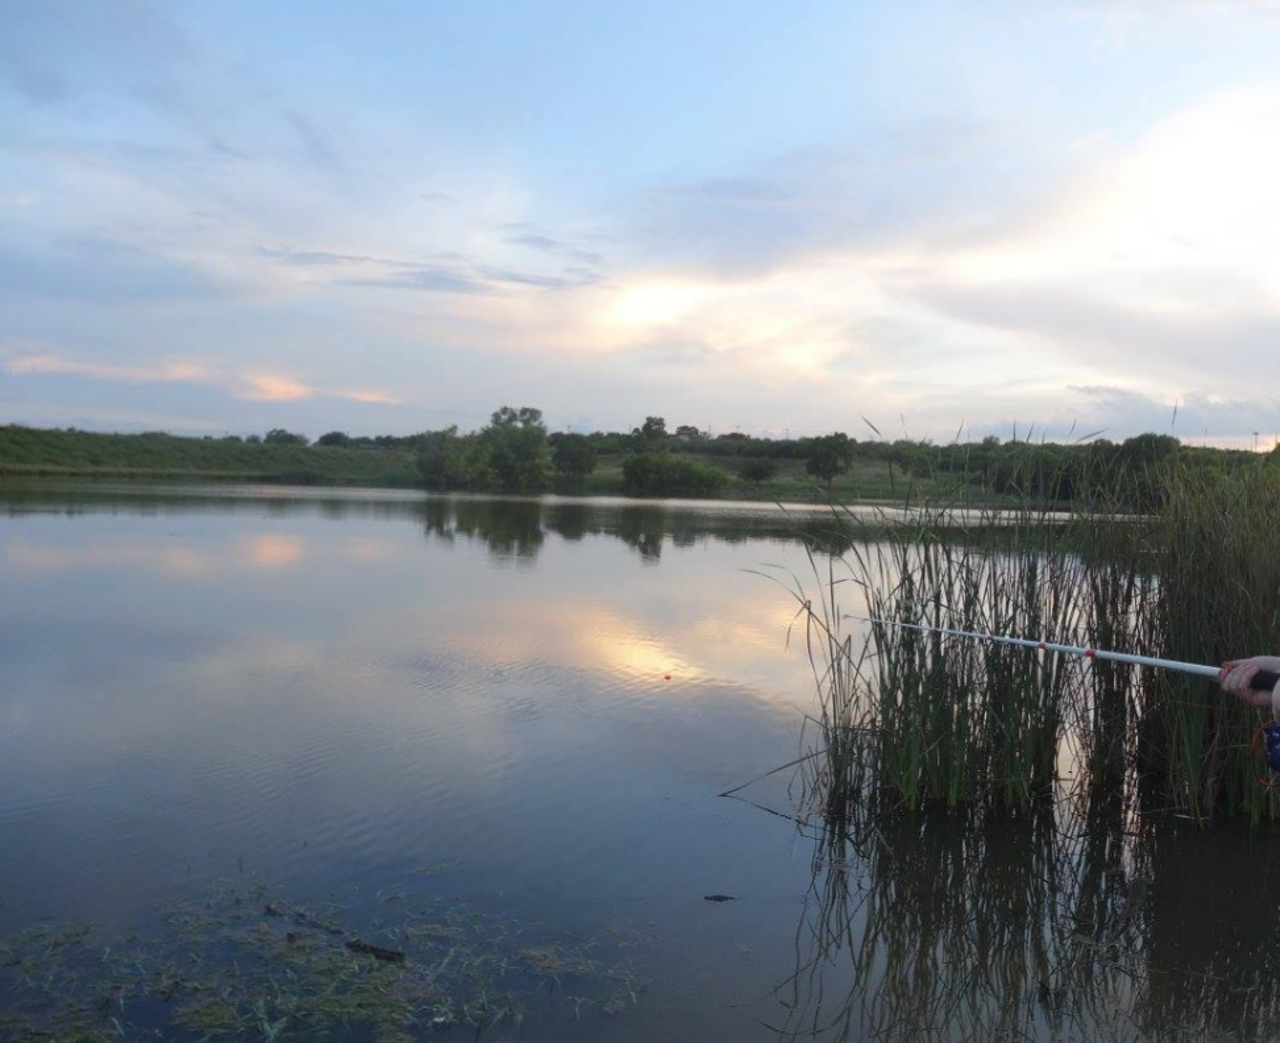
791, 454, 1280, 820
1142, 464, 1280, 820
829, 490, 1095, 812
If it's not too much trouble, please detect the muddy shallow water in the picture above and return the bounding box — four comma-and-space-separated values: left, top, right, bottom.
2, 482, 1278, 1042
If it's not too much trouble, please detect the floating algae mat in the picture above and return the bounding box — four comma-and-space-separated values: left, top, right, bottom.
0, 879, 651, 1042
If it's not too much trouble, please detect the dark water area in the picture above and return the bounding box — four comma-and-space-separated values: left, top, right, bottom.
2, 482, 1280, 1042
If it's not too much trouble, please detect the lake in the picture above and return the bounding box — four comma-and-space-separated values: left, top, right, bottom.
2, 482, 1279, 1042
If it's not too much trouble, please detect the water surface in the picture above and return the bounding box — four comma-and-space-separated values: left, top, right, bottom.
2, 482, 1278, 1042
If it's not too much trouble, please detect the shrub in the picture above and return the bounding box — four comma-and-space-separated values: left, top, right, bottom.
264, 428, 308, 446
551, 433, 597, 481
741, 458, 778, 485
621, 453, 730, 498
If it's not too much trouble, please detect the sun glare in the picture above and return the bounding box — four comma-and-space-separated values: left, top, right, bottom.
608, 280, 717, 330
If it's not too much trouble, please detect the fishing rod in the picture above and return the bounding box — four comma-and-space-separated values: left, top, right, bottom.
851, 616, 1280, 691
852, 616, 1280, 776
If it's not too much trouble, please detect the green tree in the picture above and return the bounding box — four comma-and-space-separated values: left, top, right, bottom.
552, 433, 597, 482
264, 428, 308, 446
1120, 433, 1180, 467
805, 433, 854, 489
632, 416, 668, 452
1118, 433, 1181, 508
741, 458, 778, 487
479, 406, 551, 493
316, 431, 351, 447
417, 426, 486, 489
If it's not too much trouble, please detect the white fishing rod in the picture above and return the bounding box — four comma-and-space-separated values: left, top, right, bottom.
851, 616, 1280, 692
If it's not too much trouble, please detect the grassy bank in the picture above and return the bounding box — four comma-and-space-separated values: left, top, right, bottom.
0, 425, 420, 487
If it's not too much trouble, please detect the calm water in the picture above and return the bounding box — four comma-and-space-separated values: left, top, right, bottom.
3, 482, 1280, 1042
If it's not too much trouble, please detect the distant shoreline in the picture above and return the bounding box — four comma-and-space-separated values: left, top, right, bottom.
0, 424, 996, 504
0, 466, 872, 506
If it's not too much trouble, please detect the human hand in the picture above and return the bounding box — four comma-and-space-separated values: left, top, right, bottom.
1219, 656, 1280, 710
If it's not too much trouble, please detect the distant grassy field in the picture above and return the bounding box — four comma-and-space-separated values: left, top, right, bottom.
0, 426, 990, 502
573, 451, 982, 503
0, 426, 419, 487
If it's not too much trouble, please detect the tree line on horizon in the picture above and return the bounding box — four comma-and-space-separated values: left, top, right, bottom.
410, 408, 880, 497
400, 406, 1262, 503
5, 415, 1266, 503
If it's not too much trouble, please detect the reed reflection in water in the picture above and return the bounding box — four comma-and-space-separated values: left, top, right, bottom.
773, 793, 1280, 1043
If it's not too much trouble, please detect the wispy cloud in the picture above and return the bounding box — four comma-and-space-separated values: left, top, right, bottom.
283, 111, 341, 171
259, 243, 603, 295
4, 353, 211, 384
237, 374, 400, 405
255, 247, 382, 267
239, 374, 313, 402
342, 389, 399, 405
502, 222, 605, 266
4, 351, 399, 408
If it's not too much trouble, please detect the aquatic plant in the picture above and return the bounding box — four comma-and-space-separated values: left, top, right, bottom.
0, 879, 650, 1042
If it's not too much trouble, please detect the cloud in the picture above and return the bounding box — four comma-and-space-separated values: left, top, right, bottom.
502, 223, 605, 266
0, 237, 239, 303
259, 243, 602, 295
908, 280, 1280, 377
236, 373, 400, 405
340, 267, 496, 295
888, 85, 1280, 396
256, 247, 385, 267
1064, 386, 1280, 443
283, 111, 341, 171
0, 0, 193, 107
238, 374, 313, 402
4, 353, 212, 384
233, 82, 1280, 439
342, 390, 399, 405
631, 128, 1000, 278
475, 265, 602, 290
4, 351, 399, 409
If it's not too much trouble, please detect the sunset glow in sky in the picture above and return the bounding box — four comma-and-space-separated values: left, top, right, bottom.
4, 0, 1280, 443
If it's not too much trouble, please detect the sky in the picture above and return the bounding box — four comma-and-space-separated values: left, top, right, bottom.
4, 0, 1280, 444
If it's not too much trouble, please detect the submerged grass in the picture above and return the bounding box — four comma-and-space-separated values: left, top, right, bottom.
0, 879, 650, 1042
780, 456, 1280, 821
